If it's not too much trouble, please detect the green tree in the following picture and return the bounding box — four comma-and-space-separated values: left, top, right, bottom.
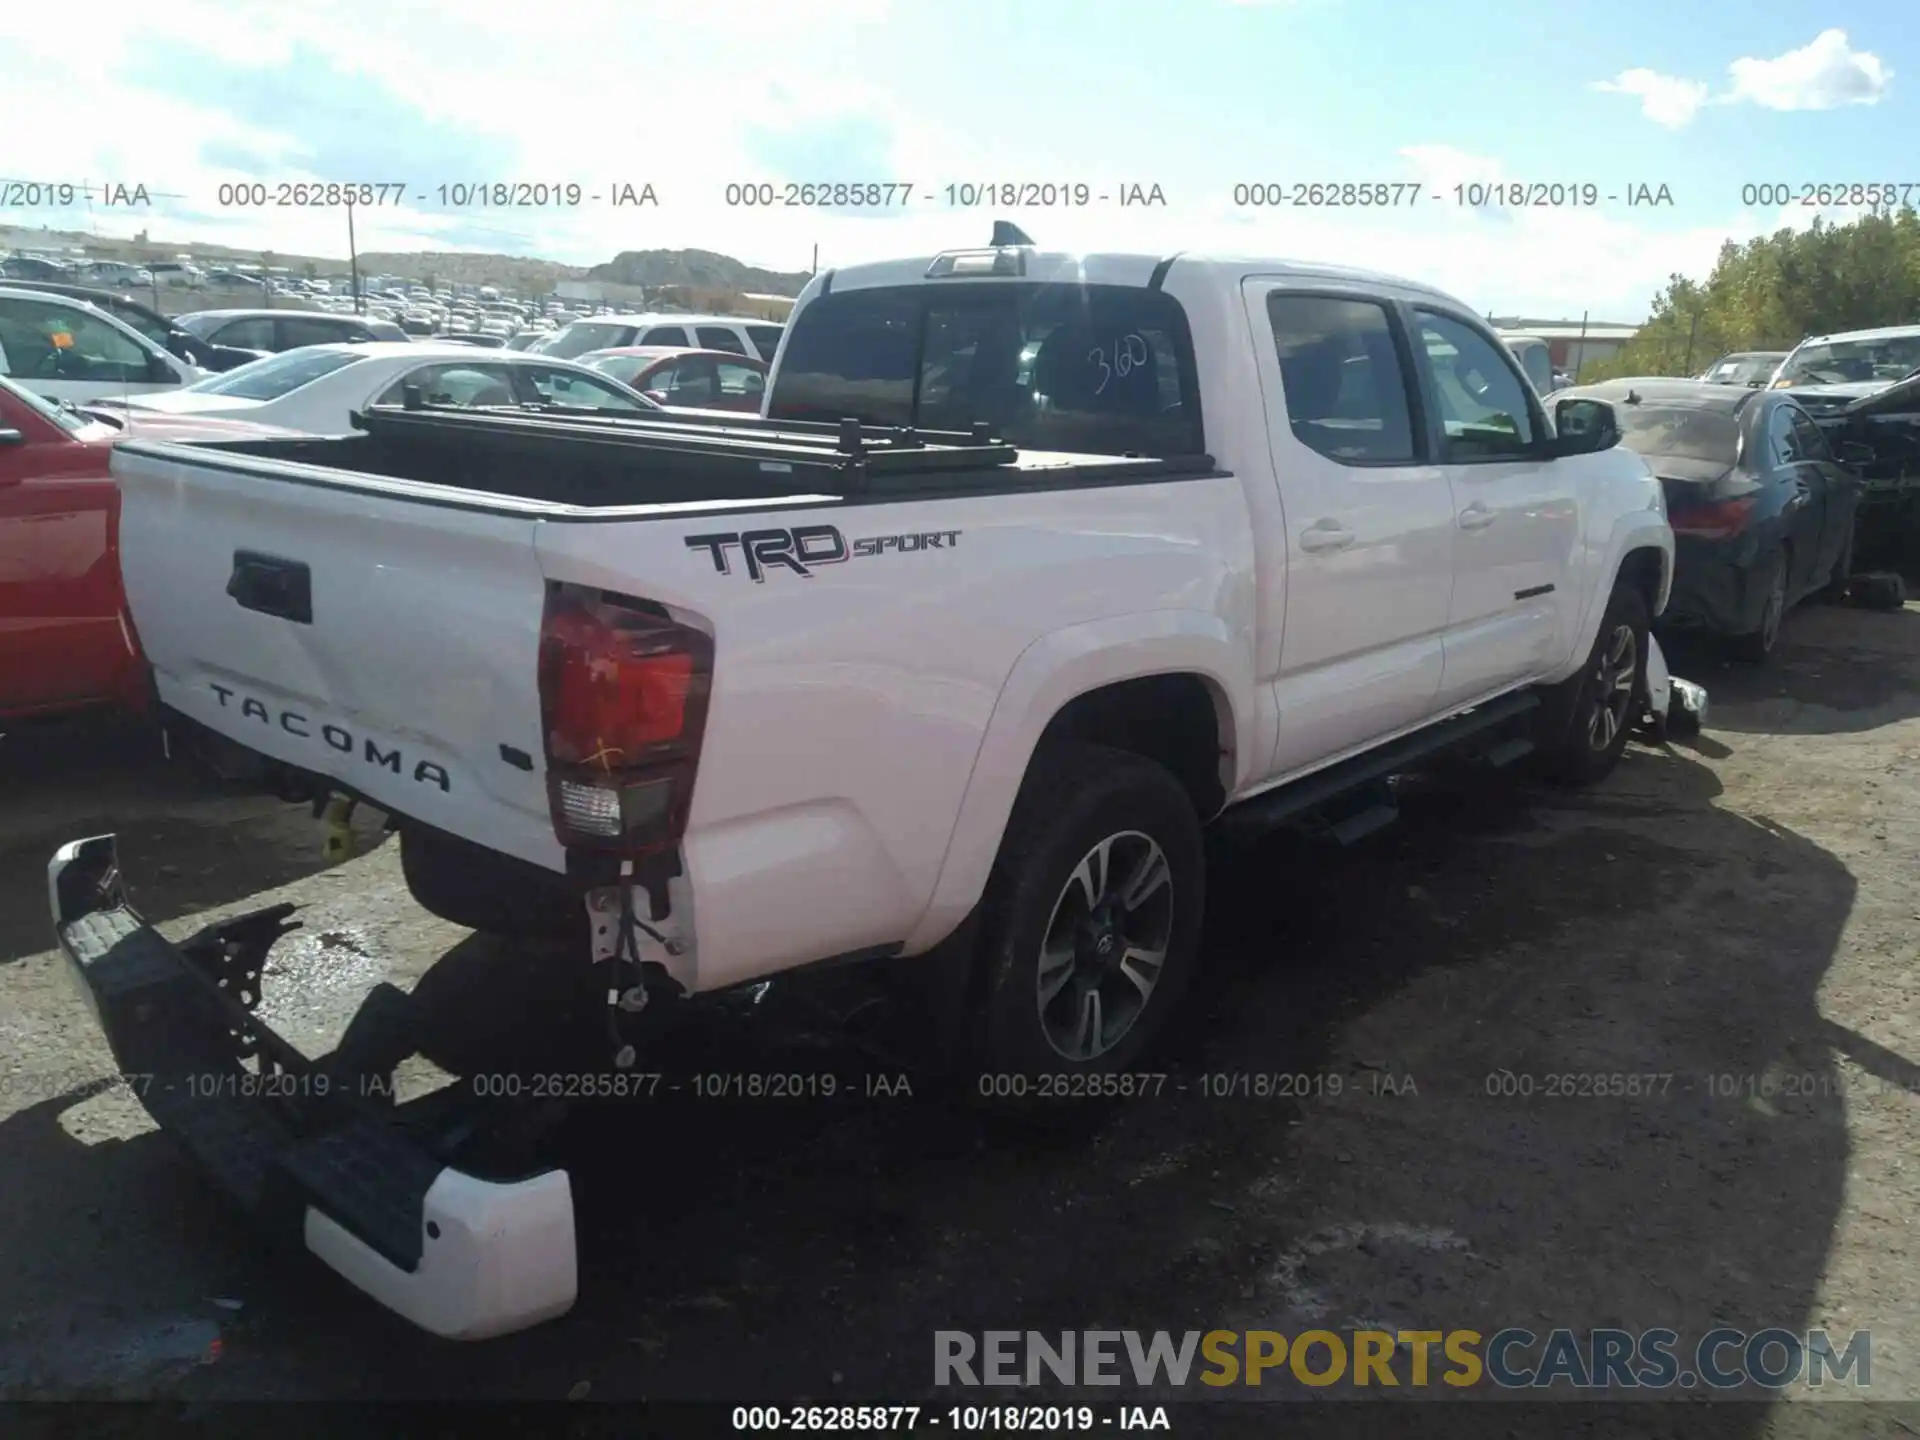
1585, 207, 1920, 382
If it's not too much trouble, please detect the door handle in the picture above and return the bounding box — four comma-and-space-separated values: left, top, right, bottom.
1458, 502, 1497, 531
227, 550, 312, 625
1299, 521, 1354, 554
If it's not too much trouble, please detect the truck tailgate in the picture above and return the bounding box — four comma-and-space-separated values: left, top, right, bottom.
114, 446, 566, 873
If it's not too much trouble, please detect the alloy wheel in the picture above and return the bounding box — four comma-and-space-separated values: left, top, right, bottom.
1035, 830, 1175, 1062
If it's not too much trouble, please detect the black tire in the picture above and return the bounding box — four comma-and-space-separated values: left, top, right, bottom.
1818, 519, 1856, 604
971, 743, 1205, 1092
399, 825, 580, 938
1731, 549, 1788, 663
1534, 582, 1650, 786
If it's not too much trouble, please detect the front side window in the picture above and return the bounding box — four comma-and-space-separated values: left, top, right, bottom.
638, 325, 691, 347
769, 282, 1203, 456
0, 298, 156, 383
192, 347, 365, 399
1266, 293, 1417, 464
1415, 311, 1538, 459
512, 364, 653, 411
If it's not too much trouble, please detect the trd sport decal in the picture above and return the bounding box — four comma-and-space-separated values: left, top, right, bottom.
684, 524, 962, 582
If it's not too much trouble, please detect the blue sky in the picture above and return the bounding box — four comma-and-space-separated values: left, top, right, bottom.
0, 0, 1905, 318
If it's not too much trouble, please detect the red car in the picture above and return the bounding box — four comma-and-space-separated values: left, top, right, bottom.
577, 346, 768, 412
0, 376, 295, 719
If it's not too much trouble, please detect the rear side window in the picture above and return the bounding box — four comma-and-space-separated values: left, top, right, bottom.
639, 325, 691, 346
770, 282, 1203, 456
747, 324, 784, 361
1266, 294, 1418, 463
277, 315, 354, 349
210, 316, 276, 349
695, 326, 748, 354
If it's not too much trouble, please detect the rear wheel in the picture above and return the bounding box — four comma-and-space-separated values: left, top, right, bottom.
1731, 549, 1788, 663
1535, 582, 1648, 786
972, 743, 1205, 1092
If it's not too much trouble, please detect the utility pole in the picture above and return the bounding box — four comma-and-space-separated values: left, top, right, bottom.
347, 200, 362, 313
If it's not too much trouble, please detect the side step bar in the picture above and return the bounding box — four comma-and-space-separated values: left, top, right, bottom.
48, 834, 577, 1340
1217, 689, 1540, 840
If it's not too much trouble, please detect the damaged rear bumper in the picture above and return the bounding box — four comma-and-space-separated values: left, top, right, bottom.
47, 833, 577, 1341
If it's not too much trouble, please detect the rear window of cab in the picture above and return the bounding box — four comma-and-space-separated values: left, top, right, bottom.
767, 282, 1204, 457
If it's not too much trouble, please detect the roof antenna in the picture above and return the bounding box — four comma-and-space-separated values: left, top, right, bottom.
991, 221, 1034, 247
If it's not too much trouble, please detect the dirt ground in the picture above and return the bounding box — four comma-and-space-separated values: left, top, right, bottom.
4, 602, 1920, 1436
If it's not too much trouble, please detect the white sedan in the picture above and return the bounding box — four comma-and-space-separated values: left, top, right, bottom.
90, 341, 663, 432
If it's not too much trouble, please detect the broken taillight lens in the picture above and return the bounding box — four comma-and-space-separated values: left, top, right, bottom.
538, 584, 713, 856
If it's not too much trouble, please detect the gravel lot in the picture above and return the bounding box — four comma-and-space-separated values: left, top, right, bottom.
3, 603, 1919, 1435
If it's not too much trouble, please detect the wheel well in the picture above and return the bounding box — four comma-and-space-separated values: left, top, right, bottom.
1035, 673, 1229, 819
1618, 546, 1665, 613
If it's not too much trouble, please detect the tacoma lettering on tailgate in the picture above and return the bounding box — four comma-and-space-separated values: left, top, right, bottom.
684, 523, 963, 583
209, 683, 451, 791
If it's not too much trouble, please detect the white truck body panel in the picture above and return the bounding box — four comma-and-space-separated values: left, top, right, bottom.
113, 248, 1673, 996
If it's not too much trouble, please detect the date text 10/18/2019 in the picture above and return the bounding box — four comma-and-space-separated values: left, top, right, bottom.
1229, 181, 1675, 209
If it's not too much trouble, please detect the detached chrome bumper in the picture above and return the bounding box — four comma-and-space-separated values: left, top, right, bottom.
48, 834, 577, 1340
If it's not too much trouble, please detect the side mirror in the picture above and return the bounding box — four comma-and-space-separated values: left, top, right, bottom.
0, 427, 26, 445
1548, 397, 1620, 457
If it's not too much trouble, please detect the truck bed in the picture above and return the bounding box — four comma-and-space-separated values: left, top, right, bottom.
132, 404, 1215, 515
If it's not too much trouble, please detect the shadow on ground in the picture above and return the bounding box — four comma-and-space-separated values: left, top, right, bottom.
0, 711, 385, 963
1661, 600, 1920, 736
0, 734, 1870, 1431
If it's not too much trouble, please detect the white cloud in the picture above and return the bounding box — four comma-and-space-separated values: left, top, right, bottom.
1589, 69, 1711, 130
1593, 29, 1889, 128
0, 9, 1808, 320
1726, 28, 1891, 111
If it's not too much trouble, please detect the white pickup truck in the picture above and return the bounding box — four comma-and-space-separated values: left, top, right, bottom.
51, 241, 1671, 1340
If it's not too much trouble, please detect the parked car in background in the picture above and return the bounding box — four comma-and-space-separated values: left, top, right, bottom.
0, 375, 296, 719
0, 286, 204, 403
145, 261, 204, 290
542, 312, 783, 363
90, 341, 663, 434
1499, 333, 1556, 396
1771, 325, 1920, 397
1697, 350, 1787, 387
578, 346, 768, 410
1556, 377, 1860, 661
0, 255, 74, 282
0, 280, 254, 371
174, 308, 409, 366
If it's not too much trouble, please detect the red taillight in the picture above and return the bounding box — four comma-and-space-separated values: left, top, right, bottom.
1668, 495, 1756, 539
538, 585, 713, 857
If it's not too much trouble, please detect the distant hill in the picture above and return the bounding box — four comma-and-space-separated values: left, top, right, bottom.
587, 248, 810, 296
355, 251, 586, 293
